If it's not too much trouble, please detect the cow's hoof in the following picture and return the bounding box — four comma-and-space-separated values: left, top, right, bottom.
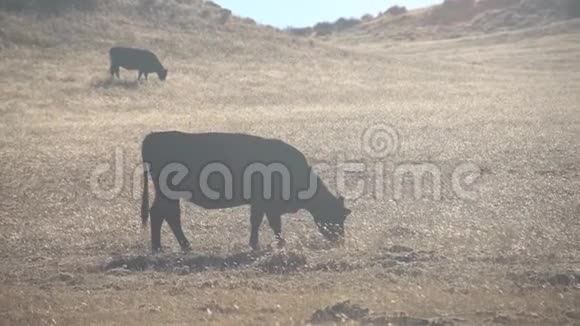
250, 243, 260, 251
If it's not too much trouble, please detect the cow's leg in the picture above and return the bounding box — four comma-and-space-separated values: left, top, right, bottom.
138, 71, 144, 80
149, 197, 167, 253
266, 212, 285, 248
144, 73, 148, 80
110, 65, 120, 79
115, 66, 120, 78
165, 201, 191, 252
249, 205, 264, 251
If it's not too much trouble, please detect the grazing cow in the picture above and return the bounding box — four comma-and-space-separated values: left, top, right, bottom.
109, 46, 168, 81
141, 131, 351, 253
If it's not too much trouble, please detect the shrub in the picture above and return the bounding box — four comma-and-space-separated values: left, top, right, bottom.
429, 0, 476, 24
313, 22, 334, 36
203, 0, 221, 9
361, 13, 374, 21
217, 8, 231, 24
286, 26, 314, 37
0, 0, 99, 13
242, 17, 256, 25
200, 9, 211, 19
384, 5, 408, 16
333, 17, 361, 31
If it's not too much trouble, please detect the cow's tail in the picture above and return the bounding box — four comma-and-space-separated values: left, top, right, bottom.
108, 49, 115, 75
141, 162, 150, 227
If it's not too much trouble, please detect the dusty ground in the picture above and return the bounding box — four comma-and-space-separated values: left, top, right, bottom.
0, 2, 579, 325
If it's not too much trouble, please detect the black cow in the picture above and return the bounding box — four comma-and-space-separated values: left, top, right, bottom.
141, 131, 351, 253
109, 47, 168, 81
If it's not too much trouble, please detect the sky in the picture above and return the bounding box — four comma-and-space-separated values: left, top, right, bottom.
214, 0, 443, 28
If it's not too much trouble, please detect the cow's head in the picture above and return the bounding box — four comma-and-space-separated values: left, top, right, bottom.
315, 196, 351, 243
158, 69, 168, 81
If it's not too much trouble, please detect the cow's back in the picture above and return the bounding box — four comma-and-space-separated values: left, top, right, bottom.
109, 47, 163, 72
142, 131, 312, 209
143, 131, 309, 173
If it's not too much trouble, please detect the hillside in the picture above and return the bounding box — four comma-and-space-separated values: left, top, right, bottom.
289, 0, 580, 42
1, 0, 580, 325
0, 0, 338, 60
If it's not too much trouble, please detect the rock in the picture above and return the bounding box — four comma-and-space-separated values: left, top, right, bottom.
517, 271, 580, 287
199, 280, 219, 289
546, 273, 579, 287
200, 301, 237, 314
490, 314, 512, 324
310, 301, 370, 323
310, 260, 357, 272
387, 245, 415, 253
106, 267, 132, 276
311, 302, 458, 326
366, 315, 457, 326
57, 272, 75, 282
138, 304, 161, 313
567, 311, 580, 320
383, 315, 431, 326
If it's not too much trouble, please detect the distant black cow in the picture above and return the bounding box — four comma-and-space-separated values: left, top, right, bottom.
141, 131, 351, 253
109, 47, 168, 81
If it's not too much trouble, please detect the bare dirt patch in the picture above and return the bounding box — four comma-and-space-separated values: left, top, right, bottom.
103, 251, 265, 273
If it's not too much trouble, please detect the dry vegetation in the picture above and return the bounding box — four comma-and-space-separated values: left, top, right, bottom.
1, 0, 579, 325
299, 0, 580, 42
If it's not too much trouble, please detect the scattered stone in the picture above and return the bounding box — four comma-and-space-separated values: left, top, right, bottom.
386, 227, 418, 238
381, 260, 399, 268
200, 300, 238, 314
546, 273, 579, 287
490, 314, 512, 324
389, 265, 425, 277
138, 304, 162, 313
511, 271, 580, 287
366, 315, 458, 326
371, 246, 435, 278
374, 315, 431, 326
310, 303, 458, 325
105, 255, 150, 271
57, 272, 75, 282
375, 246, 439, 267
310, 259, 358, 272
105, 283, 123, 290
105, 267, 132, 276
567, 311, 580, 320
198, 280, 219, 289
387, 245, 415, 253
310, 301, 370, 323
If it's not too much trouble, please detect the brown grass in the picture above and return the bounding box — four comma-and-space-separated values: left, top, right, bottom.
0, 1, 579, 325
317, 0, 580, 43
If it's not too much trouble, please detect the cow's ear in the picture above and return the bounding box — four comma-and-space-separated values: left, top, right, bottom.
344, 208, 352, 217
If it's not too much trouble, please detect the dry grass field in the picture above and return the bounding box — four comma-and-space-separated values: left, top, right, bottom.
0, 1, 579, 325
